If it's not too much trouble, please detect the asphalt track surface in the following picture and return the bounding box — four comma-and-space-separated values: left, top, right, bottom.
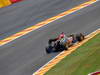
0, 0, 89, 40
0, 0, 100, 75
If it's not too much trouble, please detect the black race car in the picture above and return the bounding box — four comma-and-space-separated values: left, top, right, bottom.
45, 33, 85, 54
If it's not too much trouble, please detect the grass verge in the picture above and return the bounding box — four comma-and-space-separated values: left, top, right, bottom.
45, 33, 100, 75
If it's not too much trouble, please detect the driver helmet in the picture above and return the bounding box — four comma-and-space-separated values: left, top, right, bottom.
60, 32, 65, 38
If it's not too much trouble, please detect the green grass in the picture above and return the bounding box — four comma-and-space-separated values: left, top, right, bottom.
45, 33, 100, 75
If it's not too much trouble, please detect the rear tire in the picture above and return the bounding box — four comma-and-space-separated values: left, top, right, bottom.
45, 46, 53, 54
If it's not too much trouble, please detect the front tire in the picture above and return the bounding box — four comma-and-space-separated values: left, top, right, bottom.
76, 33, 84, 42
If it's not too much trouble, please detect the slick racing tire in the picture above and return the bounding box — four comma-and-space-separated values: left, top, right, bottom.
76, 33, 84, 42
45, 46, 53, 54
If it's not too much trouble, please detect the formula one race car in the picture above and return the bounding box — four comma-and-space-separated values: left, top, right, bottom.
45, 33, 85, 54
